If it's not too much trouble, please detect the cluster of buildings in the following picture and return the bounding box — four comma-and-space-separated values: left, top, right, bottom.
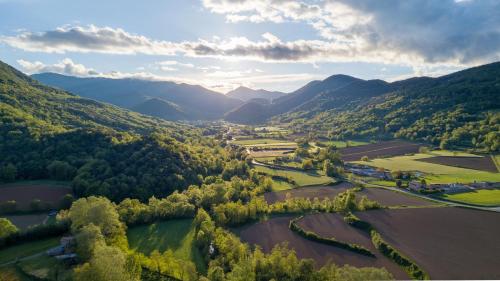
409, 181, 500, 194
46, 236, 77, 264
344, 164, 392, 180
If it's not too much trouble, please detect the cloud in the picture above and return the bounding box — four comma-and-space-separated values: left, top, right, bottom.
4, 25, 179, 55
16, 58, 314, 93
201, 0, 500, 65
5, 0, 500, 70
17, 58, 99, 76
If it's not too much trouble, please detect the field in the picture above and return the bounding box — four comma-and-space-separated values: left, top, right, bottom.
353, 153, 500, 184
357, 207, 500, 280
416, 155, 499, 173
127, 219, 206, 273
249, 149, 294, 158
0, 181, 71, 210
340, 140, 421, 161
297, 213, 407, 279
271, 180, 295, 191
3, 213, 48, 230
232, 138, 293, 146
236, 216, 407, 279
357, 187, 438, 207
254, 166, 333, 186
264, 183, 353, 204
440, 189, 500, 206
317, 140, 369, 148
0, 237, 60, 264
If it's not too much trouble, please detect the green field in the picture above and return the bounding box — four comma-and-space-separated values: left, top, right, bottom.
440, 189, 500, 206
317, 140, 369, 148
127, 219, 206, 273
232, 138, 293, 146
271, 180, 295, 191
369, 180, 398, 187
353, 152, 500, 184
254, 166, 334, 186
0, 237, 60, 264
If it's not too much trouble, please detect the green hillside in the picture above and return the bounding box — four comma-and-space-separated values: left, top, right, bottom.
0, 60, 227, 201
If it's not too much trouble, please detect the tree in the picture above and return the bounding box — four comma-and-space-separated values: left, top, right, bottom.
47, 160, 76, 181
301, 159, 314, 170
73, 244, 140, 281
323, 160, 335, 177
75, 223, 106, 261
0, 163, 17, 182
68, 197, 125, 245
0, 218, 18, 239
361, 156, 369, 162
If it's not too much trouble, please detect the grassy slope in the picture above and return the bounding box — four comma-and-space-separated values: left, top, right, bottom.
0, 237, 60, 264
440, 189, 500, 206
271, 180, 294, 191
254, 166, 333, 186
353, 152, 500, 184
127, 219, 206, 273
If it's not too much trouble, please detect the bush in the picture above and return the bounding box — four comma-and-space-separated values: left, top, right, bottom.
361, 156, 369, 161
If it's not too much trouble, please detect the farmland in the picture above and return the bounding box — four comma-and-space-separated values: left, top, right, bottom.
0, 181, 72, 210
440, 189, 500, 206
127, 219, 206, 273
353, 153, 500, 183
3, 213, 48, 230
264, 183, 353, 204
254, 165, 334, 186
317, 140, 369, 148
0, 237, 60, 264
232, 138, 293, 146
340, 140, 421, 161
357, 207, 500, 280
416, 155, 499, 173
236, 215, 408, 279
357, 187, 438, 207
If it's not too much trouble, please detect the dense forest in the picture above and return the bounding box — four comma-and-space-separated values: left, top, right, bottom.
0, 60, 238, 201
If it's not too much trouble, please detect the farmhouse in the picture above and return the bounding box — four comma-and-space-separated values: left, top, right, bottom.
409, 181, 426, 192
345, 164, 392, 180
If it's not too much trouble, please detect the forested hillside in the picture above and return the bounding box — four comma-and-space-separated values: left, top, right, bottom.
225, 62, 499, 152
278, 62, 500, 152
0, 61, 232, 201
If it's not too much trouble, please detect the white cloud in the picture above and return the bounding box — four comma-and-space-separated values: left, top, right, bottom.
17, 58, 98, 76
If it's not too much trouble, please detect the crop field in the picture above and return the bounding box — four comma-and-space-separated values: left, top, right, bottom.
357, 207, 500, 280
249, 149, 294, 158
237, 216, 407, 279
0, 237, 60, 264
254, 166, 333, 186
3, 213, 48, 230
317, 140, 369, 148
357, 187, 438, 207
340, 140, 421, 161
353, 153, 500, 184
127, 219, 206, 273
440, 189, 500, 206
296, 213, 407, 279
264, 182, 353, 204
271, 180, 295, 191
416, 155, 499, 173
232, 138, 292, 146
0, 181, 71, 210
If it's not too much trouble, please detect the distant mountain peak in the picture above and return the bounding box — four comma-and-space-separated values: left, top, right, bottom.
226, 86, 287, 102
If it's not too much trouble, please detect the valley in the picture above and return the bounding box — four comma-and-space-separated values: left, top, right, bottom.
0, 59, 499, 281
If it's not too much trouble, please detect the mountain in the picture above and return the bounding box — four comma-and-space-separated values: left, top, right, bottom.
226, 86, 287, 101
131, 98, 187, 121
0, 60, 228, 201
280, 62, 500, 152
32, 73, 243, 121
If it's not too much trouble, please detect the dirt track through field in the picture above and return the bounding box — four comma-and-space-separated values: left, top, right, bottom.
237, 216, 408, 279
340, 141, 421, 161
357, 207, 500, 280
416, 156, 499, 173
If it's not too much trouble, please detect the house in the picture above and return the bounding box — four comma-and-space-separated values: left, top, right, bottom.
47, 236, 75, 256
409, 181, 426, 191
441, 183, 472, 194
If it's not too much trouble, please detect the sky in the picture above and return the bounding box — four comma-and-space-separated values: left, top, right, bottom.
0, 0, 499, 93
